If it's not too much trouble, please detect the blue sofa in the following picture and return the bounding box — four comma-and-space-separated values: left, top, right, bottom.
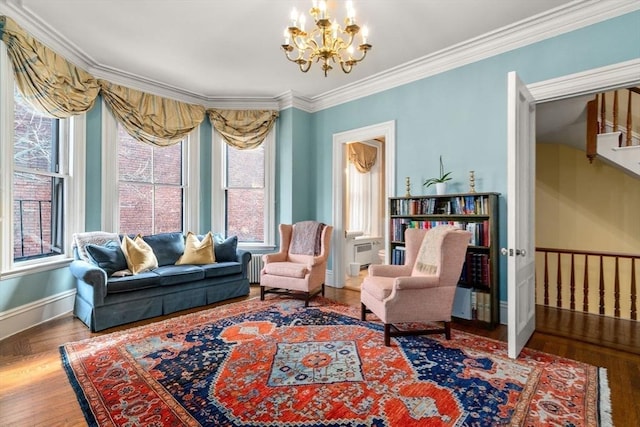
69, 231, 251, 331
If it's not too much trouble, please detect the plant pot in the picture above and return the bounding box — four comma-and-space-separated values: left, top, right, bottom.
435, 182, 447, 195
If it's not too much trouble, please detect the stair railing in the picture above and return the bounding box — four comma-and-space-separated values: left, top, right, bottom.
536, 247, 638, 321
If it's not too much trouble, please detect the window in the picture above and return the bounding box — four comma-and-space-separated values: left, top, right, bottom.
102, 106, 199, 234
117, 125, 184, 235
0, 44, 85, 275
212, 130, 274, 248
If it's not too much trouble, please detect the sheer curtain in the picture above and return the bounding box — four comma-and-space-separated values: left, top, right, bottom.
347, 142, 379, 236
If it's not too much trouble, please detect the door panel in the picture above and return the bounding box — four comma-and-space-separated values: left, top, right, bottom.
506, 72, 536, 359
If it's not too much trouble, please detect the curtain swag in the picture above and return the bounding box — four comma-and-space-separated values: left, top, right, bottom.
0, 16, 99, 118
208, 109, 279, 150
348, 142, 377, 173
99, 80, 205, 146
0, 15, 278, 148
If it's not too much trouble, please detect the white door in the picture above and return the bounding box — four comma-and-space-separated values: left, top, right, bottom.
506, 71, 536, 359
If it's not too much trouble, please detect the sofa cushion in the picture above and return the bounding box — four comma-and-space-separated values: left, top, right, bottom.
121, 235, 159, 274
85, 241, 128, 277
154, 265, 205, 286
142, 232, 185, 266
176, 232, 215, 265
106, 270, 160, 293
201, 262, 243, 278
214, 234, 238, 262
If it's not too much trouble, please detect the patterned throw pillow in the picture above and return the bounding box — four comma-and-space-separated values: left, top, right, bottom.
120, 234, 159, 274
73, 231, 119, 262
176, 232, 216, 265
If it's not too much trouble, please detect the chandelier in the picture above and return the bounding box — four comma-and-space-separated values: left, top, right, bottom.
281, 0, 372, 77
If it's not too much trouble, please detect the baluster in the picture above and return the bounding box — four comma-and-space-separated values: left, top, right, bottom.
570, 253, 576, 310
613, 90, 619, 132
631, 259, 637, 321
600, 92, 606, 133
556, 252, 562, 308
583, 255, 589, 312
599, 256, 605, 315
544, 252, 549, 306
614, 257, 620, 318
626, 89, 632, 147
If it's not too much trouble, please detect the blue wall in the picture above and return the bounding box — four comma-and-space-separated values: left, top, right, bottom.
1, 10, 638, 313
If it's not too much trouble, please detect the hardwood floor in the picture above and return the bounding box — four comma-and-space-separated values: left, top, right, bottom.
1, 285, 638, 426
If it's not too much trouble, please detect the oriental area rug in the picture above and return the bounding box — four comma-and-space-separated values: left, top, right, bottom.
60, 297, 611, 426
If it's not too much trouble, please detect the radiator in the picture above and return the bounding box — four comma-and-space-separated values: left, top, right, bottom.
354, 242, 373, 266
248, 254, 264, 283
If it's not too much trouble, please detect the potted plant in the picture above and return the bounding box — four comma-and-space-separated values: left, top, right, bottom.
423, 155, 452, 195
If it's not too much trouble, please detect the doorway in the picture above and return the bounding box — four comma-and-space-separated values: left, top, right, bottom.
331, 121, 396, 288
507, 59, 640, 356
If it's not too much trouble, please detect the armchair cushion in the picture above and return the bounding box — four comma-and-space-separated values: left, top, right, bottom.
263, 261, 309, 278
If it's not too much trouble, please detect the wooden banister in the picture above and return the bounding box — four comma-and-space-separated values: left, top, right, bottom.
536, 247, 639, 321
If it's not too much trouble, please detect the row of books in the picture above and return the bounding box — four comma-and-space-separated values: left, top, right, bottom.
390, 219, 490, 246
460, 253, 491, 288
390, 195, 491, 216
391, 246, 406, 265
472, 291, 492, 322
453, 287, 492, 322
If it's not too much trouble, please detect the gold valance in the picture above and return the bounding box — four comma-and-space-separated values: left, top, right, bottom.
208, 109, 279, 149
348, 142, 377, 173
99, 80, 205, 146
0, 16, 99, 118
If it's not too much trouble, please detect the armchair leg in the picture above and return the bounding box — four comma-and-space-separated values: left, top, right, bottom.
444, 321, 451, 340
321, 283, 325, 297
360, 303, 367, 321
260, 286, 265, 301
384, 324, 391, 346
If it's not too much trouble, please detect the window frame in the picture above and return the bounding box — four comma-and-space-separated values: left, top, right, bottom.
211, 128, 275, 250
101, 102, 199, 234
0, 43, 86, 278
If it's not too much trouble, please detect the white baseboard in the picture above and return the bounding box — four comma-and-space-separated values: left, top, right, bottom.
0, 290, 76, 341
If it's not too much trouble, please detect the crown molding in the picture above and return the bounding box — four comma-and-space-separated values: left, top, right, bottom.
310, 0, 640, 112
1, 0, 638, 112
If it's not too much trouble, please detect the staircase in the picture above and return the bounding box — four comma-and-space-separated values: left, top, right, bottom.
586, 87, 640, 177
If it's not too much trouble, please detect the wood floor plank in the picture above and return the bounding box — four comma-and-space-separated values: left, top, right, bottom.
1, 285, 638, 426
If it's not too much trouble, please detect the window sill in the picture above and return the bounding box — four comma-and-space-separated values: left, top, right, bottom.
0, 257, 73, 280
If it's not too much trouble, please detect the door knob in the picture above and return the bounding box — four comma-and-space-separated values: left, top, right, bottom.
500, 248, 510, 256
516, 249, 527, 256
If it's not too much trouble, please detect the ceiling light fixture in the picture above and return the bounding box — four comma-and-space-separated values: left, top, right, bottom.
281, 0, 372, 77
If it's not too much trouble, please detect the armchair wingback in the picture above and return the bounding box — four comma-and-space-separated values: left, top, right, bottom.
361, 225, 471, 346
260, 221, 332, 307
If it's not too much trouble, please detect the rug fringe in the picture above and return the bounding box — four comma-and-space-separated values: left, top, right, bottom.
598, 367, 613, 427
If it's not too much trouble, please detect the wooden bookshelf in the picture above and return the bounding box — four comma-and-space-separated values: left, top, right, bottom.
388, 192, 500, 327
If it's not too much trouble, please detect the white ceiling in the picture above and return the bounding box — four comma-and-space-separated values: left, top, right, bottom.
2, 0, 577, 102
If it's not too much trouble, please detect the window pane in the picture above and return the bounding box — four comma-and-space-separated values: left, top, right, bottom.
119, 182, 153, 235
118, 126, 152, 182
227, 145, 264, 188
153, 143, 182, 185
154, 185, 183, 233
226, 189, 264, 242
13, 172, 56, 259
13, 88, 56, 172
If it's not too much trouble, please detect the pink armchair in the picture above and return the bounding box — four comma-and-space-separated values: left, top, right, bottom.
361, 225, 471, 346
260, 222, 333, 307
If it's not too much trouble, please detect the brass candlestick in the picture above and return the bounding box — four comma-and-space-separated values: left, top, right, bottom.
469, 170, 476, 193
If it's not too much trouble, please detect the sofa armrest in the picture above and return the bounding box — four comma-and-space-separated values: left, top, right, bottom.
69, 260, 108, 305
236, 249, 251, 279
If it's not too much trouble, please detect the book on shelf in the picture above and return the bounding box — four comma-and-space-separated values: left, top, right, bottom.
391, 246, 406, 265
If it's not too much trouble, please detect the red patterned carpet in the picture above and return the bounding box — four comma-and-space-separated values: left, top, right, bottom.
60, 297, 611, 426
